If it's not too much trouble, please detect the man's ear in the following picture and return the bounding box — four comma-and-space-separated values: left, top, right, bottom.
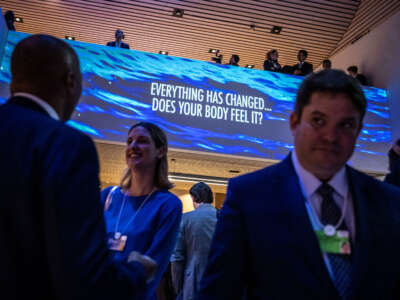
289, 112, 300, 134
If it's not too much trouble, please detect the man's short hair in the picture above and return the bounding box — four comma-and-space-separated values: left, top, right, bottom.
294, 69, 367, 121
115, 29, 124, 38
347, 66, 358, 73
190, 182, 213, 204
4, 10, 14, 22
322, 59, 331, 68
298, 49, 308, 58
232, 54, 240, 63
267, 49, 278, 60
11, 34, 80, 95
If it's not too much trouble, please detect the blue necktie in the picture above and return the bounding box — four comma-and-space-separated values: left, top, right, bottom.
318, 183, 352, 298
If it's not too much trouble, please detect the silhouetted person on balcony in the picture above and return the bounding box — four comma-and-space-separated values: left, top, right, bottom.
322, 59, 332, 70
293, 49, 313, 76
106, 29, 130, 49
264, 49, 282, 72
227, 54, 240, 66
4, 10, 16, 31
347, 66, 368, 86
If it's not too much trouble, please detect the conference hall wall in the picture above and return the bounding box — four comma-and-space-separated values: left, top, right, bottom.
0, 31, 391, 174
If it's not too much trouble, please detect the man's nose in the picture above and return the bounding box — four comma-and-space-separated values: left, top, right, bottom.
322, 125, 339, 142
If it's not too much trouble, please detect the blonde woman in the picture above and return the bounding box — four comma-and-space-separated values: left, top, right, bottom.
102, 122, 182, 300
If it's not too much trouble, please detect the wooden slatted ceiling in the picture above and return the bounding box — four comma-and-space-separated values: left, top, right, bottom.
330, 0, 400, 57
2, 0, 360, 70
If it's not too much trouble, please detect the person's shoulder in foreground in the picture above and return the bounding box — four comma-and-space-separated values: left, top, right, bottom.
0, 34, 155, 300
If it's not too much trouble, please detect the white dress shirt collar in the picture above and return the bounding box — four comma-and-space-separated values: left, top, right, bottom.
291, 149, 348, 199
13, 92, 59, 120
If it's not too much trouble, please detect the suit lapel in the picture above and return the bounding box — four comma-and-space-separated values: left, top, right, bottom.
275, 155, 339, 295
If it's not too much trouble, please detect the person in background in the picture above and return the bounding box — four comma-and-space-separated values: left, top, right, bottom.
347, 66, 368, 86
263, 49, 281, 72
106, 29, 130, 49
384, 139, 400, 187
228, 54, 240, 66
293, 49, 313, 76
171, 182, 218, 300
101, 121, 182, 300
4, 10, 16, 31
322, 59, 332, 70
0, 34, 155, 300
197, 69, 400, 300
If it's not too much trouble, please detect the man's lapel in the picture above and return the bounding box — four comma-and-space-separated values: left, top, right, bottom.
275, 155, 338, 295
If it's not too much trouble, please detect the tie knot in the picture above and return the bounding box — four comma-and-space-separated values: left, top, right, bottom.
317, 183, 334, 198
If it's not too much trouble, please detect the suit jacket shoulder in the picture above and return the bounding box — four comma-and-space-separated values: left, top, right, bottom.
121, 42, 130, 49
348, 165, 400, 217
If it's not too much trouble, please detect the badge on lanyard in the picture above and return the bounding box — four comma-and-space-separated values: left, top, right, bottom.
315, 229, 351, 255
108, 232, 127, 252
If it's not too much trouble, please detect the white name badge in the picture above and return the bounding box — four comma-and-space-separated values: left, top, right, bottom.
108, 232, 127, 252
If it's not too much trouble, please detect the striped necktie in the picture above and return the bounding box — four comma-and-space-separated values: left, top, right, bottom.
318, 183, 352, 298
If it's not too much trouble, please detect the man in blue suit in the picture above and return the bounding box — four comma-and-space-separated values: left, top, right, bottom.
171, 182, 218, 300
0, 34, 155, 299
197, 69, 400, 300
106, 29, 130, 49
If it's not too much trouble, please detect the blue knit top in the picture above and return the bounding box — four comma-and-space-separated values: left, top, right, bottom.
101, 186, 182, 300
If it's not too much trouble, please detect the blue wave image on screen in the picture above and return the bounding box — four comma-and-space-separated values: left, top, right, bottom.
0, 31, 392, 172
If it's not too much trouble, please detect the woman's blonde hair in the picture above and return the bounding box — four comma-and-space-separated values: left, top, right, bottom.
120, 122, 174, 191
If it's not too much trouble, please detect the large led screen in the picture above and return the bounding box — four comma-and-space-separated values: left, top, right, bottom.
0, 31, 391, 173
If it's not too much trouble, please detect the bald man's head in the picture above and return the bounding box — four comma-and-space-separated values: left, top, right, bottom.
10, 34, 82, 121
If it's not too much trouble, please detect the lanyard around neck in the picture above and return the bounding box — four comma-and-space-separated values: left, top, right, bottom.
114, 188, 155, 235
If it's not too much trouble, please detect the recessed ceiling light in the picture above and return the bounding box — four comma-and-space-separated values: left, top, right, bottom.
159, 51, 169, 55
65, 36, 75, 41
271, 25, 282, 34
245, 65, 254, 69
229, 170, 241, 173
14, 17, 23, 23
172, 8, 184, 17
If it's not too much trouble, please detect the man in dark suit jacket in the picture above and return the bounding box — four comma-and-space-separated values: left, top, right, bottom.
0, 34, 155, 299
347, 66, 368, 86
293, 49, 313, 76
197, 69, 400, 300
106, 29, 130, 49
171, 182, 218, 300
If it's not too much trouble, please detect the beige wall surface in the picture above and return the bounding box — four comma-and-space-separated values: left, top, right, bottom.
329, 10, 400, 162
